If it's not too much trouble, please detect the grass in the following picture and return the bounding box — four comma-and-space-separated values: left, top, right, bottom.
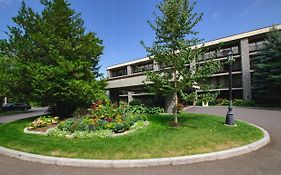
0, 110, 28, 117
0, 113, 264, 159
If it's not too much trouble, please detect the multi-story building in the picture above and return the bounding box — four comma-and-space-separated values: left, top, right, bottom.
106, 24, 281, 111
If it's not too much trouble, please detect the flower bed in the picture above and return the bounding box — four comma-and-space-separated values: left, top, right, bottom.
24, 101, 156, 139
27, 116, 59, 131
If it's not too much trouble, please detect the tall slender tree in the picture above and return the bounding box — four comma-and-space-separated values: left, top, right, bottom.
253, 27, 281, 104
141, 0, 220, 123
2, 0, 106, 116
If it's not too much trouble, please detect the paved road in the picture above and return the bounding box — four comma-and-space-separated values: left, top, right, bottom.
0, 106, 281, 175
0, 107, 48, 124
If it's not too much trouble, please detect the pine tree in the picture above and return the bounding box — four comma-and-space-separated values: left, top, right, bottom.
141, 0, 220, 123
2, 0, 105, 116
253, 27, 281, 104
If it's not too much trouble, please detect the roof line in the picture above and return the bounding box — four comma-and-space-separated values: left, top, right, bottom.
107, 23, 281, 70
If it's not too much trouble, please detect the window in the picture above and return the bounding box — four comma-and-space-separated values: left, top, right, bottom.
217, 46, 239, 58
249, 41, 265, 52
132, 62, 154, 73
111, 67, 127, 77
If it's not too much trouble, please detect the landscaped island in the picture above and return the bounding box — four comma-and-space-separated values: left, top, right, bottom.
0, 112, 263, 159
24, 101, 162, 139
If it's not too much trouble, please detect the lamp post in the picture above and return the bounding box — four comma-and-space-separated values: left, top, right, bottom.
225, 49, 235, 126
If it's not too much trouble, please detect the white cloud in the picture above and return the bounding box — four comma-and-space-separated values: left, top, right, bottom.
242, 0, 269, 16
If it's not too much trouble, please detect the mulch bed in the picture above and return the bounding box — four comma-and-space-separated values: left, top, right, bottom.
30, 124, 58, 132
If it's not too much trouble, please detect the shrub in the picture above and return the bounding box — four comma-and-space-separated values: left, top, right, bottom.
113, 123, 126, 133
214, 98, 255, 107
76, 117, 93, 132
233, 99, 255, 107
73, 107, 89, 118
146, 106, 165, 114
216, 98, 224, 105
126, 105, 147, 114
126, 105, 164, 114
57, 118, 75, 131
129, 99, 142, 106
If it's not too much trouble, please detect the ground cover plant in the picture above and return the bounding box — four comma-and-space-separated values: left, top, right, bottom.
0, 113, 263, 159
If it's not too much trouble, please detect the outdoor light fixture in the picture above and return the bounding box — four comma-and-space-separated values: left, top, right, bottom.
225, 49, 236, 126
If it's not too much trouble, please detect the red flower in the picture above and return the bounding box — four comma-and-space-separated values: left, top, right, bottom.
105, 118, 113, 122
97, 100, 103, 105
91, 102, 98, 109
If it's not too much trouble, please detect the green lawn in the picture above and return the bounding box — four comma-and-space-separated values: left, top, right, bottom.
0, 113, 263, 159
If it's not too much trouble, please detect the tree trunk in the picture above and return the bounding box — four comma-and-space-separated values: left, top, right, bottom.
174, 93, 178, 123
173, 65, 178, 124
0, 96, 3, 111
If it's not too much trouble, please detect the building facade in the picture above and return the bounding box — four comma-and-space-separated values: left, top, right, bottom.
106, 24, 281, 111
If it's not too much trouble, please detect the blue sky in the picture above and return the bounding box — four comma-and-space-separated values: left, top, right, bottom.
0, 0, 281, 75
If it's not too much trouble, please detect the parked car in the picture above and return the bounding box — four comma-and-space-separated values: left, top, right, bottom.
2, 103, 31, 111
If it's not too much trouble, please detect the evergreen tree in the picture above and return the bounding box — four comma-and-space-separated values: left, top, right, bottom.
253, 27, 281, 104
141, 0, 220, 123
2, 0, 105, 116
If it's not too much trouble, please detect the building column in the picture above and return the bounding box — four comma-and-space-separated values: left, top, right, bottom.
127, 65, 132, 75
153, 60, 160, 71
106, 90, 110, 99
128, 91, 133, 104
240, 38, 252, 100
107, 70, 111, 78
165, 93, 176, 113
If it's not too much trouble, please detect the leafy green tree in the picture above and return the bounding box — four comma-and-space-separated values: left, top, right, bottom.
0, 40, 16, 106
2, 0, 106, 116
253, 27, 281, 104
0, 56, 8, 107
141, 0, 220, 123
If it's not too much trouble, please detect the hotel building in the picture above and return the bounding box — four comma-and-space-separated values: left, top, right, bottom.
106, 24, 281, 112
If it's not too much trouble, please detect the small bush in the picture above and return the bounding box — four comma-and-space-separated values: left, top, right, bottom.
129, 99, 142, 106
58, 118, 75, 131
233, 99, 255, 107
126, 105, 147, 114
214, 98, 255, 107
126, 105, 164, 114
146, 106, 165, 114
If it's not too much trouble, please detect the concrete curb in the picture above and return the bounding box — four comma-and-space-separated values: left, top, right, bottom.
190, 105, 281, 111
0, 123, 270, 168
183, 106, 195, 111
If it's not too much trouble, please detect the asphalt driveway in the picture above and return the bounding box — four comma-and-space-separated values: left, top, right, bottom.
0, 107, 48, 124
0, 106, 280, 175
